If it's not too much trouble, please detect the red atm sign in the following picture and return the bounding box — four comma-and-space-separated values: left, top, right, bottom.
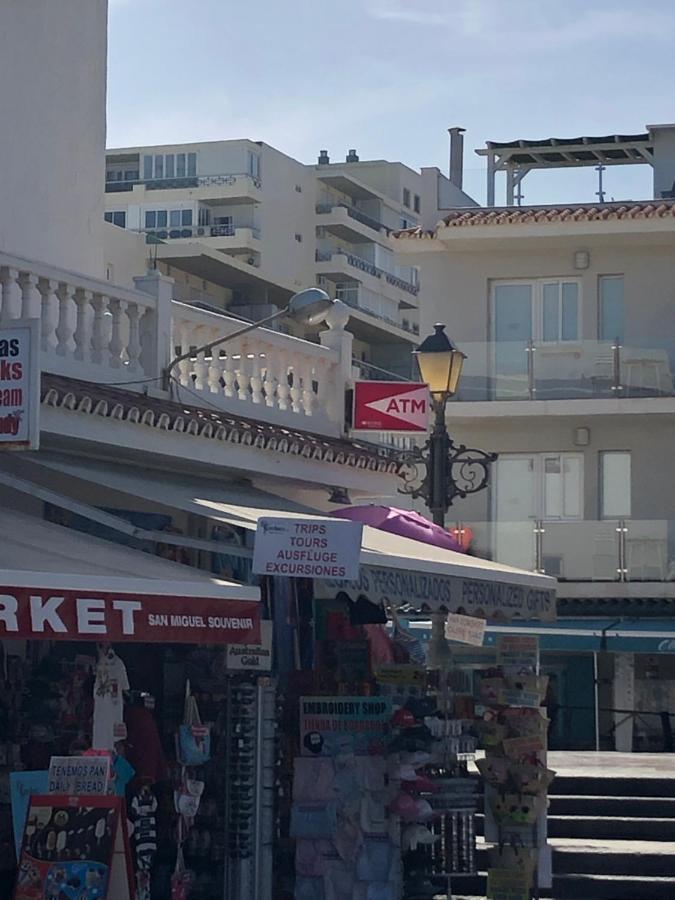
352, 381, 430, 432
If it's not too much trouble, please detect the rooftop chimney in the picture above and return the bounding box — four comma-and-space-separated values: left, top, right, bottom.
448, 127, 465, 189
346, 149, 359, 162
318, 150, 330, 165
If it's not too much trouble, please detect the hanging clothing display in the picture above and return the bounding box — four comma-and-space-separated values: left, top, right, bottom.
92, 646, 129, 750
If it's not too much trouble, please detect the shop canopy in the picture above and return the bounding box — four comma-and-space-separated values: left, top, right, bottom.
405, 617, 675, 654
8, 454, 556, 622
0, 507, 260, 644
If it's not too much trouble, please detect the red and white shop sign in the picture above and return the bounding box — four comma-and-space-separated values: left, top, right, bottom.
352, 381, 430, 432
0, 587, 260, 644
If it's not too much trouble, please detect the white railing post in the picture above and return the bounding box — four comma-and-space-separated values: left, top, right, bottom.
19, 272, 41, 319
133, 271, 174, 384
0, 267, 22, 322
319, 300, 353, 430
55, 282, 75, 357
73, 288, 93, 362
38, 278, 59, 352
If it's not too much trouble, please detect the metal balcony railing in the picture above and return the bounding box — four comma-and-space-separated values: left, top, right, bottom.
315, 249, 419, 296
105, 172, 262, 193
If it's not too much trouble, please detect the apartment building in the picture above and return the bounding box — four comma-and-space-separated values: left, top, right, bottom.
396, 125, 675, 751
103, 141, 472, 377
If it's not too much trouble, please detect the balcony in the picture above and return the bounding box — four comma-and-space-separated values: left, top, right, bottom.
453, 339, 675, 403
0, 250, 349, 438
105, 172, 262, 203
316, 202, 390, 240
144, 223, 260, 253
314, 248, 419, 300
457, 518, 675, 583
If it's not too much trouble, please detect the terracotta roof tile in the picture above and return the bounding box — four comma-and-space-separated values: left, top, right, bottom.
393, 200, 675, 238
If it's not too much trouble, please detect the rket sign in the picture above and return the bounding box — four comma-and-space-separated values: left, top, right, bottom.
352, 381, 430, 432
0, 319, 40, 450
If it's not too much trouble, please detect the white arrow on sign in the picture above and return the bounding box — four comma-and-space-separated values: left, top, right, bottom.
364, 385, 429, 429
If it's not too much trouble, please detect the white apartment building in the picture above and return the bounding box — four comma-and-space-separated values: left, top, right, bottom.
396, 125, 675, 751
103, 139, 474, 378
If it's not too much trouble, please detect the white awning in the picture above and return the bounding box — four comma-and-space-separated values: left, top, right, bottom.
0, 506, 258, 601
13, 453, 556, 620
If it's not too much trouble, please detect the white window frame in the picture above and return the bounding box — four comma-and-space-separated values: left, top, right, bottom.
491, 277, 582, 344
493, 452, 584, 522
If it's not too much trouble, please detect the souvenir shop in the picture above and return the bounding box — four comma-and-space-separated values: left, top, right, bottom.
274, 552, 557, 900
0, 560, 276, 900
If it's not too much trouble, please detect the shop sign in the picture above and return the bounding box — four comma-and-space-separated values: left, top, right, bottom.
14, 794, 134, 900
48, 756, 110, 796
300, 696, 392, 756
497, 635, 539, 674
445, 612, 486, 646
374, 664, 426, 686
352, 381, 430, 432
0, 587, 261, 644
0, 319, 40, 451
253, 517, 362, 580
315, 566, 556, 622
226, 620, 272, 671
487, 866, 533, 900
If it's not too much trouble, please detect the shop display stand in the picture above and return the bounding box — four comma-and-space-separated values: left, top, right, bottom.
480, 636, 553, 900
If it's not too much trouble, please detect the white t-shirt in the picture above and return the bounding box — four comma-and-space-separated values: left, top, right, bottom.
92, 651, 129, 750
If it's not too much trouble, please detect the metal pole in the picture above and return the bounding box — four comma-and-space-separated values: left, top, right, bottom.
594, 650, 600, 751
430, 398, 449, 527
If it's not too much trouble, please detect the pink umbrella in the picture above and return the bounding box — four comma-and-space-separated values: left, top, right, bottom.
332, 505, 464, 553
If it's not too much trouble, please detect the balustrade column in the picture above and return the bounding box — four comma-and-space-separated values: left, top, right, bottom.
73, 289, 93, 362
176, 324, 194, 387
249, 353, 263, 404
0, 268, 22, 322
237, 345, 251, 401
300, 363, 315, 416
108, 297, 126, 368
19, 272, 41, 318
276, 352, 291, 411
126, 303, 142, 373
207, 348, 222, 394
222, 353, 236, 398
289, 365, 302, 413
262, 352, 278, 408
91, 294, 109, 364
38, 279, 59, 352
55, 283, 76, 357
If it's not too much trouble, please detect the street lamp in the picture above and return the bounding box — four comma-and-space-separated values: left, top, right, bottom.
400, 323, 497, 527
164, 287, 334, 390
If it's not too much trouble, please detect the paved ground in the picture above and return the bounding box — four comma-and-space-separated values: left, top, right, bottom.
547, 751, 675, 779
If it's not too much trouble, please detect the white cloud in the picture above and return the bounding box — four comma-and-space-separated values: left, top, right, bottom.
367, 0, 675, 45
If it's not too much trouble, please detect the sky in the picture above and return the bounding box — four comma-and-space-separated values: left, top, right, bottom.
107, 0, 675, 206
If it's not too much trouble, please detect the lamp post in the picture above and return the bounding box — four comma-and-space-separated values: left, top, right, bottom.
400, 323, 497, 527
164, 287, 334, 390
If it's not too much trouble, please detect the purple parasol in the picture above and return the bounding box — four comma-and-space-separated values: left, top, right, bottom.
332, 505, 464, 553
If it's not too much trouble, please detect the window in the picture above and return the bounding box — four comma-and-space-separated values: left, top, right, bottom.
154, 155, 164, 179
187, 152, 197, 177
198, 207, 210, 227
143, 155, 153, 180
600, 451, 631, 518
124, 169, 139, 182
165, 154, 175, 178
414, 194, 421, 213
104, 211, 126, 228
492, 278, 580, 344
247, 151, 260, 179
599, 275, 624, 343
145, 210, 168, 229
494, 452, 583, 522
402, 188, 411, 208
176, 154, 186, 178
295, 233, 303, 243
181, 209, 192, 227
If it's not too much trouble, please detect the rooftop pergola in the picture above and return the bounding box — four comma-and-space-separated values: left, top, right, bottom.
476, 133, 655, 206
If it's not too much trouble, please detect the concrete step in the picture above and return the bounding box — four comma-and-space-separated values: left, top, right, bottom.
475, 813, 675, 841
475, 839, 675, 877
549, 794, 675, 818
552, 774, 675, 798
447, 873, 675, 900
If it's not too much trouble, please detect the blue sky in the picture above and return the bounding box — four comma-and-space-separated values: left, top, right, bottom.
108, 0, 675, 206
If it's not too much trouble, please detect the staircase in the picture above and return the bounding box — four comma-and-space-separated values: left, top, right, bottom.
451, 756, 675, 899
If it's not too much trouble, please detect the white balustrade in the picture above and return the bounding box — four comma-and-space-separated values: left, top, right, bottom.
170, 301, 347, 435
0, 250, 351, 437
0, 250, 157, 384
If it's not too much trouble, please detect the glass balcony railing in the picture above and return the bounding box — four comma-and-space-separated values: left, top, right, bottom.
315, 249, 419, 296
315, 202, 390, 235
104, 172, 262, 193
453, 339, 675, 401
451, 519, 675, 582
143, 224, 260, 243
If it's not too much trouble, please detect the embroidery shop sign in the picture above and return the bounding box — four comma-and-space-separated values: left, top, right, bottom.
315, 565, 556, 622
0, 587, 261, 644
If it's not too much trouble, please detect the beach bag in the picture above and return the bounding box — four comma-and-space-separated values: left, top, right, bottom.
177, 686, 211, 766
